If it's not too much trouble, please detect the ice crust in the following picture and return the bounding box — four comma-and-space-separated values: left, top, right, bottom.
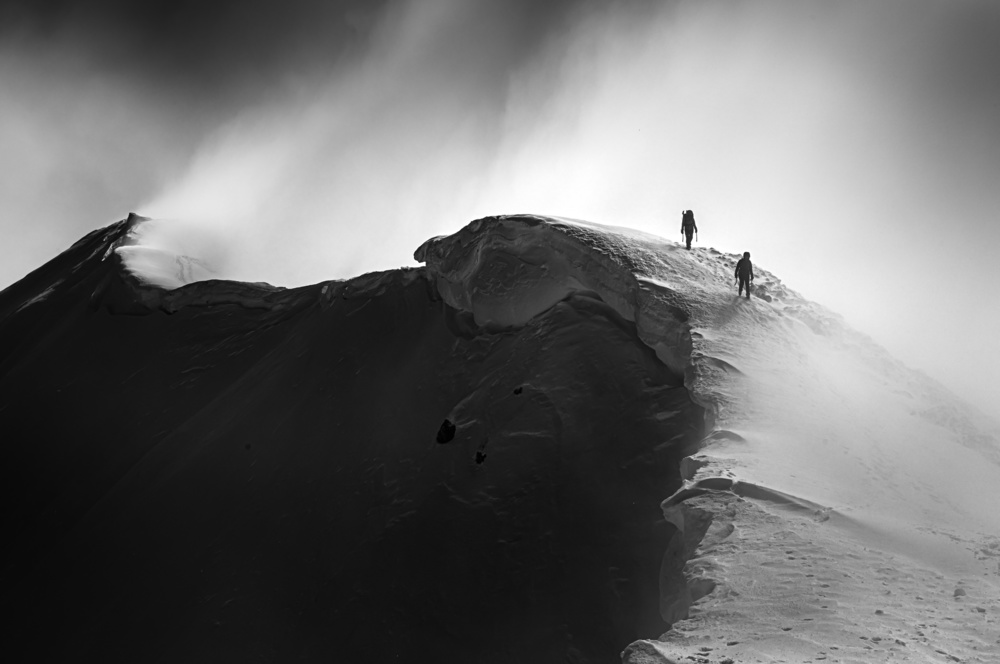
417, 215, 697, 379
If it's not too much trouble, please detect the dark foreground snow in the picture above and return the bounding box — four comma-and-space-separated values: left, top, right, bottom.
1, 214, 702, 662
2, 213, 999, 663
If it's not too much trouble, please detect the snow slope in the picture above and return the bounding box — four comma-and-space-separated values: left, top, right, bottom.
0, 214, 700, 662
419, 214, 1000, 662
1, 213, 998, 663
420, 215, 1000, 551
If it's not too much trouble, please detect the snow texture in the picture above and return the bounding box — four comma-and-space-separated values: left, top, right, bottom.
1, 213, 998, 663
420, 216, 1000, 661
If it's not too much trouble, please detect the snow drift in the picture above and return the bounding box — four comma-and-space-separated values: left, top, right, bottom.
1, 213, 998, 663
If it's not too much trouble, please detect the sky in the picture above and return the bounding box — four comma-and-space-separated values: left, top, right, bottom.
1, 0, 998, 417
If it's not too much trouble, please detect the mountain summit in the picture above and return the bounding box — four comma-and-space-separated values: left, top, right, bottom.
1, 214, 998, 663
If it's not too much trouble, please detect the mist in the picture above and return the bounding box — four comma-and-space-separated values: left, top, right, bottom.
2, 0, 998, 416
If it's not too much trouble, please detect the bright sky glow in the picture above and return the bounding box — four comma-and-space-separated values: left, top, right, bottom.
1, 0, 998, 415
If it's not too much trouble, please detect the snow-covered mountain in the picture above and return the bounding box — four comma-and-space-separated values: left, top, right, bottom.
1, 214, 998, 663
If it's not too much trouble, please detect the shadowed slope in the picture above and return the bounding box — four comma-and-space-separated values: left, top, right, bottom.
0, 215, 703, 663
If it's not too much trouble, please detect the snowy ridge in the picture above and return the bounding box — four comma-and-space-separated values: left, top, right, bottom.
418, 213, 1000, 537
0, 215, 131, 320
421, 214, 1000, 525
2, 212, 707, 661
418, 214, 1000, 662
115, 215, 431, 314
3, 213, 430, 318
417, 214, 701, 384
4, 212, 999, 661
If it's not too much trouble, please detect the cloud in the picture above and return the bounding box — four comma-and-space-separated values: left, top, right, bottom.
138, 0, 589, 283
2, 0, 998, 416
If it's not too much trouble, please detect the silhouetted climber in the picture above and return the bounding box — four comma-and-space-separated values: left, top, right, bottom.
680, 210, 698, 250
735, 252, 754, 299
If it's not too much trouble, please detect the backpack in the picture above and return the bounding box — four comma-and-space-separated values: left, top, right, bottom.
682, 210, 695, 230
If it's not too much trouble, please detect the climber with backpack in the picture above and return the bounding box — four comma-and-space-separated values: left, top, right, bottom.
735, 251, 754, 299
680, 210, 698, 250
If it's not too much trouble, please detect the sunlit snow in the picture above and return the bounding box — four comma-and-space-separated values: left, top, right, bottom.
1, 213, 998, 663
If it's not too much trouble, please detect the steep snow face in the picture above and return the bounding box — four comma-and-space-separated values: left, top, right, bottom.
419, 215, 1000, 661
417, 214, 767, 427
0, 215, 703, 662
674, 247, 1000, 569
4, 213, 999, 662
420, 215, 1000, 562
416, 215, 703, 380
0, 215, 137, 369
